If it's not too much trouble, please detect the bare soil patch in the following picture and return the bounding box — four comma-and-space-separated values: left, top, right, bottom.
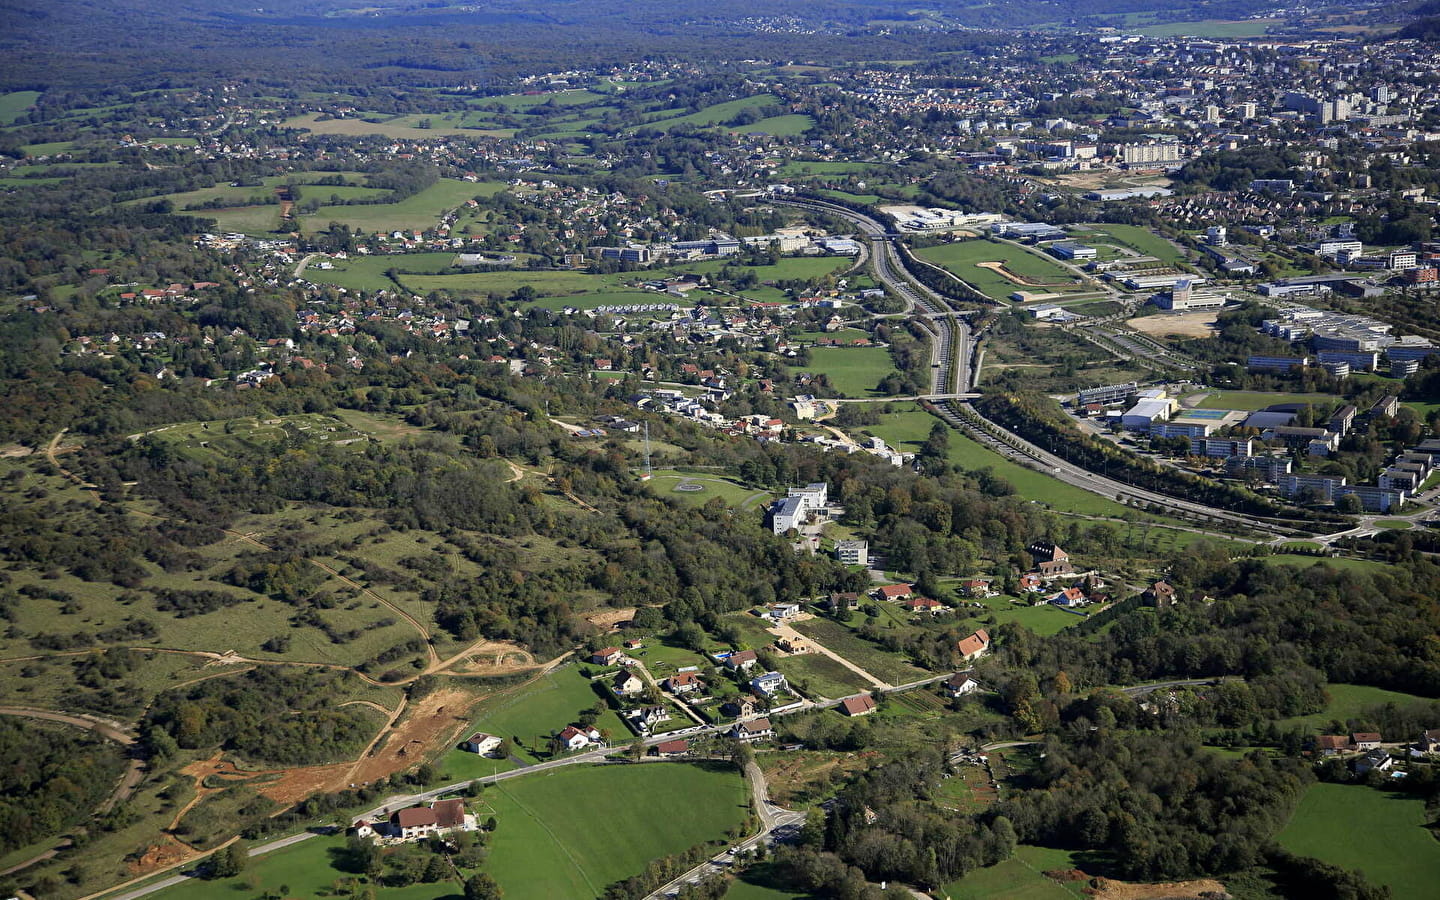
1125, 314, 1218, 340
584, 607, 636, 631
346, 687, 479, 787
976, 260, 1045, 286
449, 640, 539, 675
1086, 876, 1230, 899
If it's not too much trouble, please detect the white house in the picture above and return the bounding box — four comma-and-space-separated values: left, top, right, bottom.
461, 733, 503, 756
750, 671, 789, 696
557, 725, 603, 751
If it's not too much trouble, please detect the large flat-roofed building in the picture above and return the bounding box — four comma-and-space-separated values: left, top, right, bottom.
1336, 485, 1405, 512
1051, 242, 1098, 260
1278, 473, 1345, 502
1122, 397, 1174, 430
1077, 382, 1138, 406
1247, 355, 1309, 372
1191, 437, 1254, 458
992, 222, 1068, 242
1317, 350, 1380, 371
1123, 272, 1207, 291
1227, 455, 1292, 481
835, 540, 869, 566
769, 496, 806, 534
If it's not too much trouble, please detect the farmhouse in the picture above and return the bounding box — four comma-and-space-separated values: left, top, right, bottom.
840, 694, 877, 716
957, 629, 991, 662
960, 579, 995, 598
873, 583, 915, 602
354, 798, 475, 843
461, 733, 503, 756
944, 673, 982, 698
1028, 541, 1074, 578
590, 647, 625, 666
1351, 732, 1383, 751
1315, 734, 1350, 756
904, 597, 946, 615
652, 739, 690, 758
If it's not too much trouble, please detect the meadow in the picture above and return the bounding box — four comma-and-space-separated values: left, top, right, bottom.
1276, 682, 1434, 730
791, 617, 931, 685
303, 252, 471, 292
451, 667, 629, 762
0, 90, 41, 124
1278, 783, 1440, 897
480, 762, 751, 900
283, 111, 512, 139
300, 179, 508, 234
940, 844, 1087, 899
793, 347, 898, 397
643, 94, 783, 131
1067, 223, 1187, 266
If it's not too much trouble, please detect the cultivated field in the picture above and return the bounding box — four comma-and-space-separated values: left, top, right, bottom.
1124, 314, 1218, 340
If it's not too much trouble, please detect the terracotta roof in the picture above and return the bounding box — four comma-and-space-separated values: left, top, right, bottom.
840, 694, 877, 715
876, 584, 914, 598
1316, 735, 1349, 750
655, 739, 690, 754
957, 630, 990, 658
393, 807, 437, 828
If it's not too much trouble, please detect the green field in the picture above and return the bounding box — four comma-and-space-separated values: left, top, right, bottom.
743, 114, 815, 136
645, 94, 783, 131
1069, 224, 1187, 267
941, 845, 1087, 899
775, 652, 872, 699
645, 472, 772, 508
914, 240, 1089, 301
1277, 683, 1435, 730
145, 832, 467, 900
481, 763, 751, 900
790, 617, 930, 685
1193, 391, 1337, 412
1137, 18, 1278, 37
301, 179, 508, 234
284, 111, 511, 139
1278, 783, 1440, 897
794, 347, 898, 397
975, 597, 1086, 637
1264, 554, 1392, 576
0, 90, 41, 124
450, 667, 629, 763
303, 252, 468, 291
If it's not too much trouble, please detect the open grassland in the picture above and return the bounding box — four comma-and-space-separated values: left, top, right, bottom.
1277, 683, 1435, 730
454, 667, 628, 763
303, 251, 469, 292
915, 240, 1088, 301
147, 832, 469, 900
645, 471, 772, 508
1279, 783, 1440, 897
644, 94, 783, 131
481, 762, 751, 900
284, 111, 511, 139
775, 652, 872, 699
1138, 18, 1278, 37
0, 91, 41, 124
742, 114, 815, 136
942, 845, 1087, 899
131, 173, 383, 213
967, 595, 1085, 637
792, 347, 898, 397
1192, 390, 1337, 412
300, 179, 507, 234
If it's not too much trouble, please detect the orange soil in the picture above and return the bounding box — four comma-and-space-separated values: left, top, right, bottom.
1086, 877, 1230, 899
448, 640, 539, 675
584, 607, 636, 631
344, 687, 480, 788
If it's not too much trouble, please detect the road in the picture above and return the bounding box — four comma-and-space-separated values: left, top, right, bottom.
95, 673, 955, 900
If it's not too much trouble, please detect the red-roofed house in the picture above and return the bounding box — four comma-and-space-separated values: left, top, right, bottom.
840, 694, 877, 716
904, 597, 946, 615
957, 629, 991, 662
590, 647, 624, 666
1315, 734, 1349, 756
1049, 587, 1085, 608
665, 672, 705, 694
873, 584, 915, 601
557, 725, 603, 751
944, 673, 982, 698
1351, 732, 1382, 751
653, 739, 690, 758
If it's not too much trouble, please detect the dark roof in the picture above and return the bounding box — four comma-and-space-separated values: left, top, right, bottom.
656, 740, 689, 753
432, 798, 465, 828
394, 807, 437, 828
840, 694, 877, 716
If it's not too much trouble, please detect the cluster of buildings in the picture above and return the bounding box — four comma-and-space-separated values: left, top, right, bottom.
1249, 305, 1438, 378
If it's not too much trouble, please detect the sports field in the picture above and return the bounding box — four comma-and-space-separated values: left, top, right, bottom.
482, 762, 750, 900
914, 241, 1087, 301
1278, 783, 1440, 897
1192, 391, 1336, 412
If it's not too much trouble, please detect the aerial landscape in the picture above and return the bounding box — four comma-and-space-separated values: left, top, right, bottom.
5, 0, 1440, 898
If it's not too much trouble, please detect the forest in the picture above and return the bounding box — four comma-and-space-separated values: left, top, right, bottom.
0, 718, 128, 856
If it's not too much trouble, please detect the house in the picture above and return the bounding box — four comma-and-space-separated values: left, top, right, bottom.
1048, 587, 1086, 608
652, 739, 690, 758
627, 705, 669, 731
960, 579, 995, 598
665, 672, 705, 694
750, 671, 789, 696
873, 584, 915, 602
392, 806, 439, 840
840, 694, 877, 716
775, 635, 810, 654
1018, 573, 1044, 593
557, 725, 603, 751
461, 733, 503, 756
904, 597, 946, 615
1145, 581, 1177, 607
612, 670, 645, 697
623, 638, 644, 651
768, 602, 802, 620
1315, 734, 1350, 756
1354, 748, 1393, 775
723, 649, 760, 672
357, 799, 476, 843
590, 647, 624, 666
1351, 732, 1383, 751
957, 629, 991, 662
722, 696, 760, 718
1028, 541, 1074, 578
731, 717, 775, 743
1414, 729, 1440, 756
944, 673, 982, 698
